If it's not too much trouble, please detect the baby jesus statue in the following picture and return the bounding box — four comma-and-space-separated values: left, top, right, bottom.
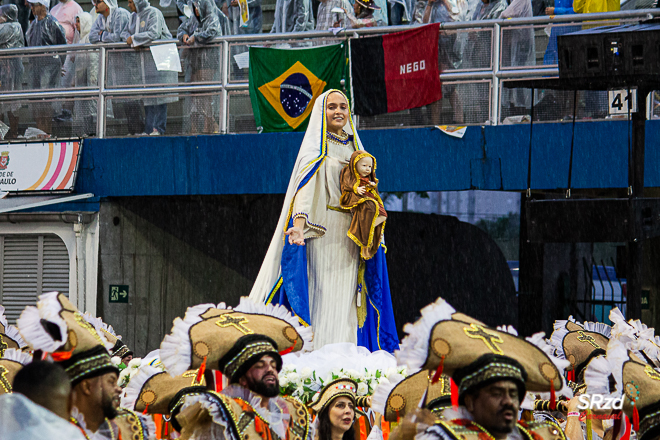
339, 150, 387, 260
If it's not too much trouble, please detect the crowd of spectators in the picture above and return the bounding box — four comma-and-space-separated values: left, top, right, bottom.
0, 0, 624, 137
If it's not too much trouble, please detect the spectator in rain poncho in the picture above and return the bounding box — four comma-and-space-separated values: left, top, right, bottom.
389, 0, 412, 24
122, 0, 178, 136
178, 0, 227, 133
2, 0, 30, 34
270, 0, 314, 32
315, 0, 352, 30
71, 12, 97, 135
221, 0, 262, 34
0, 4, 24, 138
89, 0, 138, 135
423, 0, 467, 123
25, 0, 66, 135
344, 0, 382, 28
500, 0, 534, 114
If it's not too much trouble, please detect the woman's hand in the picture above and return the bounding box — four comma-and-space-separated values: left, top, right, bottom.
357, 186, 366, 195
285, 226, 305, 246
545, 6, 555, 14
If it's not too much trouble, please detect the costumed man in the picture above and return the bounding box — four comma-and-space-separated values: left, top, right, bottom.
395, 297, 571, 440
158, 297, 314, 440
17, 291, 156, 440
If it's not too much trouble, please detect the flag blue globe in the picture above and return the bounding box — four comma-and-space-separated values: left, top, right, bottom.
280, 73, 314, 118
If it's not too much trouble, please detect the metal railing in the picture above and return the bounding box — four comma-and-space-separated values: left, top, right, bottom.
0, 9, 658, 139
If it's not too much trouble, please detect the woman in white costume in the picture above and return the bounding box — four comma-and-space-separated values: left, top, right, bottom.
249, 90, 398, 353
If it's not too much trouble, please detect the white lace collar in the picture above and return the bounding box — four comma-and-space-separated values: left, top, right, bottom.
70, 406, 118, 440
222, 384, 292, 439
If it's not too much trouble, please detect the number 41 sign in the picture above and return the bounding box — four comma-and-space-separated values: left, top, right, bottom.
608, 89, 637, 115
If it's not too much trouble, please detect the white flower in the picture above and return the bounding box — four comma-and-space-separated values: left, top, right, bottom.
357, 382, 368, 396
385, 367, 398, 377
111, 356, 122, 366
300, 367, 313, 379
287, 372, 300, 383
377, 376, 390, 385
280, 375, 290, 388
282, 363, 296, 374
128, 358, 142, 368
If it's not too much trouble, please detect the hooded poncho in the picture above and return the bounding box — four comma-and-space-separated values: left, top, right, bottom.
0, 5, 24, 95
339, 150, 387, 260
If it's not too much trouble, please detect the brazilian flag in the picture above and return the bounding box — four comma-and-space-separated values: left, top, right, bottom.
248, 44, 347, 133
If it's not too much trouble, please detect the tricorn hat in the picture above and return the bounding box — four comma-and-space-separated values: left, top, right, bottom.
396, 298, 570, 402
371, 370, 452, 422
0, 305, 26, 356
160, 297, 313, 381
83, 313, 134, 360
17, 292, 117, 386
121, 363, 208, 415
549, 317, 610, 381
0, 348, 32, 395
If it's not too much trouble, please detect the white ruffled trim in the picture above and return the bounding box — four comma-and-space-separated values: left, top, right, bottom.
584, 355, 614, 398
370, 372, 405, 415
160, 303, 226, 376
181, 392, 232, 433
605, 337, 630, 397
121, 364, 164, 410
583, 321, 612, 339
17, 293, 68, 353
0, 306, 27, 349
137, 412, 157, 440
234, 297, 314, 352
525, 332, 573, 399
1, 348, 32, 364
395, 297, 456, 373
497, 325, 519, 336
548, 318, 579, 360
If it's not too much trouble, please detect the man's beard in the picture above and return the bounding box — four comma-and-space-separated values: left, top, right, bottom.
101, 391, 119, 419
247, 374, 280, 398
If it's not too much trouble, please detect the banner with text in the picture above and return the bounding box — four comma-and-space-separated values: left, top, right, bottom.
0, 141, 81, 192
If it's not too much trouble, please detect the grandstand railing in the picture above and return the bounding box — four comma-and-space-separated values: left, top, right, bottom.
0, 9, 658, 139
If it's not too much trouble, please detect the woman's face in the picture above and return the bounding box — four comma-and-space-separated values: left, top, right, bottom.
328, 396, 355, 434
353, 2, 361, 14
326, 92, 349, 134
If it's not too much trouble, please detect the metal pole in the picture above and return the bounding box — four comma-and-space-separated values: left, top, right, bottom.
97, 47, 106, 139
627, 89, 648, 320
491, 23, 500, 126
221, 40, 229, 134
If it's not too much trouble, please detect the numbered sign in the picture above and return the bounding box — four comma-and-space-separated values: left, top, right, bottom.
608, 89, 637, 115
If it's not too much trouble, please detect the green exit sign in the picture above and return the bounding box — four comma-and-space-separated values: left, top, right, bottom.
109, 285, 129, 303
642, 289, 650, 310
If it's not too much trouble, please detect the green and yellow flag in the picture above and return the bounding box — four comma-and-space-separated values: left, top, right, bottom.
248, 44, 347, 133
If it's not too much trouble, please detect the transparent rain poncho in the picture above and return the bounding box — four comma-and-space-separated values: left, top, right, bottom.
0, 5, 25, 94
222, 0, 262, 34
121, 0, 177, 106
25, 11, 66, 90
73, 11, 98, 134
177, 0, 228, 44
270, 0, 314, 33
89, 0, 131, 43
500, 0, 535, 108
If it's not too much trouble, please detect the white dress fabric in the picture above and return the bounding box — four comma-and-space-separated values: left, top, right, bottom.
249, 90, 364, 350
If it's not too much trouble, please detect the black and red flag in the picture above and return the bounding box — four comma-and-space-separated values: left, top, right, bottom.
350, 23, 443, 116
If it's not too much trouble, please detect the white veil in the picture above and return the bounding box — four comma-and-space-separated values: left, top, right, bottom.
249, 89, 364, 303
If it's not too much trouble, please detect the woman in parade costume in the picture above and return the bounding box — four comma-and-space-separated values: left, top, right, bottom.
248, 90, 398, 353
309, 379, 370, 440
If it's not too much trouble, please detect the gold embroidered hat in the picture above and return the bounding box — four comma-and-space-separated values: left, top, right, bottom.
372, 370, 452, 422
160, 297, 313, 380
549, 317, 610, 381
121, 364, 208, 415
0, 306, 27, 356
83, 313, 133, 360
396, 298, 569, 403
0, 348, 32, 395
16, 291, 117, 386
309, 378, 359, 415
